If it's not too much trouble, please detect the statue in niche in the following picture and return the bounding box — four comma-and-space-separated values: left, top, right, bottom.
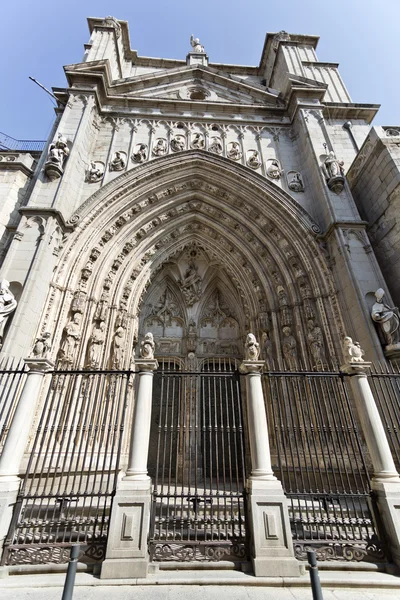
45, 133, 70, 180
71, 289, 86, 314
266, 159, 283, 180
262, 332, 274, 370
208, 136, 223, 154
47, 134, 69, 169
282, 326, 298, 370
371, 288, 400, 346
171, 135, 186, 152
190, 35, 205, 53
343, 336, 365, 364
152, 138, 168, 157
32, 332, 51, 358
288, 171, 304, 193
247, 150, 261, 169
132, 144, 148, 163
140, 332, 155, 359
244, 333, 260, 361
112, 326, 125, 369
178, 260, 202, 306
0, 280, 17, 343
191, 133, 205, 149
110, 151, 126, 171
307, 319, 326, 369
87, 321, 106, 368
87, 161, 104, 183
227, 141, 242, 161
95, 290, 109, 322
59, 312, 82, 365
323, 152, 344, 179
187, 318, 197, 352
259, 310, 270, 333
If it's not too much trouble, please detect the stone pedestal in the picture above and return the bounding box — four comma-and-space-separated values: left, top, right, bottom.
100, 478, 152, 579
247, 478, 300, 577
240, 357, 300, 577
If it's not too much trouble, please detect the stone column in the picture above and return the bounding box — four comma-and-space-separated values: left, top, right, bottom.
240, 335, 300, 577
342, 357, 400, 567
0, 358, 54, 548
101, 354, 158, 579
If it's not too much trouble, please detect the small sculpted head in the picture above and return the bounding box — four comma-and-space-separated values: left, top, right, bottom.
375, 288, 385, 302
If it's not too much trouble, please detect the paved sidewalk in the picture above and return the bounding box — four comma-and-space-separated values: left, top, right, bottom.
1, 570, 400, 599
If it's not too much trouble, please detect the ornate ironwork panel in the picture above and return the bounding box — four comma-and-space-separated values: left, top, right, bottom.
1, 370, 131, 566
263, 372, 387, 562
149, 359, 248, 562
0, 357, 27, 452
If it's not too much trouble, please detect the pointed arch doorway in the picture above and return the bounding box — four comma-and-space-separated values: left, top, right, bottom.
140, 243, 249, 563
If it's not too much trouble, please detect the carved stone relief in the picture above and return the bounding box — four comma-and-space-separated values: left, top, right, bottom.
227, 141, 242, 161
152, 138, 168, 156
266, 159, 283, 180
246, 150, 261, 169
287, 171, 304, 192
170, 135, 186, 152
131, 144, 148, 163
191, 133, 205, 149
86, 161, 105, 183
208, 136, 223, 154
110, 151, 127, 171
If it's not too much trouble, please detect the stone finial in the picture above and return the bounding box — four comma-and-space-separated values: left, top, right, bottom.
140, 332, 155, 360
342, 336, 365, 365
244, 333, 260, 361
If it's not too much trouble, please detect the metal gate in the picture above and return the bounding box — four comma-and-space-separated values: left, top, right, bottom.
264, 372, 387, 563
1, 369, 131, 566
148, 361, 248, 562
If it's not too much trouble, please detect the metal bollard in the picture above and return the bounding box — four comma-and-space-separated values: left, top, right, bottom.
61, 545, 80, 600
307, 550, 324, 600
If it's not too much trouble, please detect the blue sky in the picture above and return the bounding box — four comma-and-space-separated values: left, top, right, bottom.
1, 0, 399, 141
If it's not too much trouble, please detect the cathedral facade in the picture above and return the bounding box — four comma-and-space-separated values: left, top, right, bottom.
1, 16, 400, 579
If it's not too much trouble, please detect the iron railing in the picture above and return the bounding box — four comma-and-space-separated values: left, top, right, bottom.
0, 357, 28, 452
0, 132, 46, 153
149, 359, 248, 562
369, 363, 400, 472
263, 371, 386, 562
2, 369, 132, 566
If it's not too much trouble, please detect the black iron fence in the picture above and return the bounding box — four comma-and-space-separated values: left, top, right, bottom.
0, 357, 27, 452
149, 360, 248, 563
1, 369, 132, 566
263, 371, 386, 562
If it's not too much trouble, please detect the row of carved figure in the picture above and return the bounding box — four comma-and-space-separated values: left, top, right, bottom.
44, 133, 344, 196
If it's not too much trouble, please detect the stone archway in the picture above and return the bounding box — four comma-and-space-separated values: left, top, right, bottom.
37, 150, 345, 375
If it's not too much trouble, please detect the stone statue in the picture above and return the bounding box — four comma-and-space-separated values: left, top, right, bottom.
48, 134, 69, 169
152, 138, 167, 156
247, 150, 261, 169
323, 152, 344, 179
140, 332, 155, 359
32, 332, 51, 358
59, 312, 82, 365
112, 326, 125, 369
87, 161, 104, 183
244, 333, 260, 361
262, 332, 274, 370
343, 336, 365, 364
267, 159, 283, 180
0, 280, 17, 343
282, 326, 298, 370
190, 35, 205, 53
110, 151, 126, 171
45, 134, 70, 180
71, 289, 86, 314
227, 141, 242, 161
371, 288, 400, 346
208, 136, 223, 154
170, 135, 186, 152
178, 261, 202, 306
87, 321, 106, 368
191, 133, 205, 149
288, 172, 304, 192
307, 319, 326, 369
132, 144, 147, 163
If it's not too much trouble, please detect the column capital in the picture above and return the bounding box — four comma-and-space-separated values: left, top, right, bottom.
135, 359, 158, 372
340, 361, 371, 375
239, 360, 264, 374
23, 358, 55, 373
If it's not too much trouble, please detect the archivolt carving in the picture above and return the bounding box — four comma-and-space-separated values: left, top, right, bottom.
39, 153, 342, 369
